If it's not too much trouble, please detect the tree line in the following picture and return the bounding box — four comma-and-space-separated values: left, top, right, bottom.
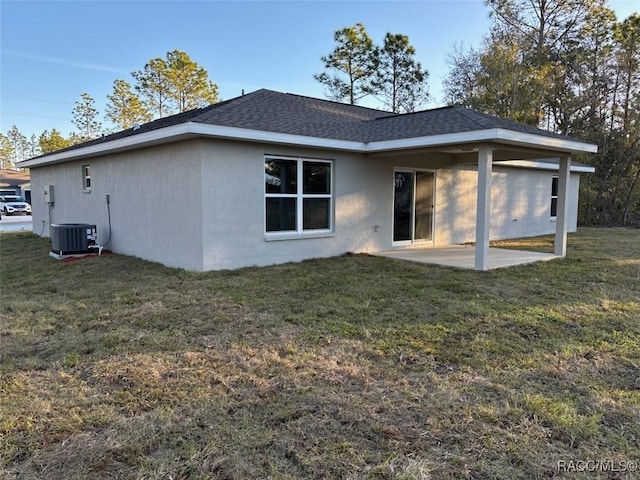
0, 50, 219, 167
443, 0, 639, 226
1, 30, 430, 168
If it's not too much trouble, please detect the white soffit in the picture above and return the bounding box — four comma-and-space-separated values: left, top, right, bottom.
499, 159, 595, 173
18, 123, 598, 169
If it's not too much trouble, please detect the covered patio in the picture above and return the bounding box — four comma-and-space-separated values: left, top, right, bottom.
373, 245, 559, 270
370, 129, 596, 271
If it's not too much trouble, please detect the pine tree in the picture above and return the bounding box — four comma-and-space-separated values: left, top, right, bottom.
132, 50, 218, 117
106, 79, 152, 129
72, 93, 102, 141
314, 23, 378, 104
372, 33, 430, 113
7, 125, 29, 164
165, 50, 218, 112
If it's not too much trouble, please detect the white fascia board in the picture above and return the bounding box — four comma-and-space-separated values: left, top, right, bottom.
18, 123, 365, 168
498, 159, 595, 173
18, 123, 197, 168
188, 123, 365, 151
365, 128, 598, 154
493, 129, 598, 153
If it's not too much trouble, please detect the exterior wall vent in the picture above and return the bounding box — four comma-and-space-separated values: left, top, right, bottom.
51, 223, 97, 256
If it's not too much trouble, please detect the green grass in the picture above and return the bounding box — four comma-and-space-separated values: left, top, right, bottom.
1, 228, 639, 479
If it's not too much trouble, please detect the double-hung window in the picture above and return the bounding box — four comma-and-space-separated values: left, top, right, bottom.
265, 156, 332, 235
550, 176, 558, 218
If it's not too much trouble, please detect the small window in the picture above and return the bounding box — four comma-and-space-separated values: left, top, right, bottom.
265, 156, 332, 234
550, 176, 558, 218
82, 165, 91, 192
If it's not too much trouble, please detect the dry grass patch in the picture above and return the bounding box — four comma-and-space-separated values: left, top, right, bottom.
1, 228, 639, 479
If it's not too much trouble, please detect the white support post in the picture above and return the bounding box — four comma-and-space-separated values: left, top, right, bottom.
554, 156, 571, 257
475, 147, 493, 271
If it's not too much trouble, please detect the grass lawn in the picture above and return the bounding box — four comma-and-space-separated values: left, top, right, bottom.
1, 228, 639, 479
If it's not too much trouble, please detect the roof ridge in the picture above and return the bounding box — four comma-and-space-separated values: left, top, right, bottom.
282, 90, 395, 115
369, 105, 459, 123
451, 105, 496, 129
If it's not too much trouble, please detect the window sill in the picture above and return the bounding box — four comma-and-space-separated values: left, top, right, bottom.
83, 190, 91, 194
265, 231, 335, 242
550, 217, 557, 222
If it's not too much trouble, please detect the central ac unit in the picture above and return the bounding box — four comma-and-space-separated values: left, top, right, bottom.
51, 223, 97, 256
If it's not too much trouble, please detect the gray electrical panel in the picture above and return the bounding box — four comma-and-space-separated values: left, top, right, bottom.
44, 185, 55, 204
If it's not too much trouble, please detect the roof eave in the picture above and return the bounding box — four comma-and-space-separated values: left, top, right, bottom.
18, 124, 199, 168
365, 128, 598, 155
18, 124, 598, 169
17, 122, 366, 168
189, 123, 365, 151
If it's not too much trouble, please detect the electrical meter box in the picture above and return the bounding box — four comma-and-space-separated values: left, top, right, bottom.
44, 185, 55, 204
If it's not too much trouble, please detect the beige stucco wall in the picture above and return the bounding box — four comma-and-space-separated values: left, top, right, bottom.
29, 138, 583, 271
199, 140, 392, 270
30, 140, 204, 270
434, 165, 580, 245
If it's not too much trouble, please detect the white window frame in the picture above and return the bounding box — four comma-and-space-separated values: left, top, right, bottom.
264, 155, 334, 240
82, 164, 91, 192
391, 168, 436, 246
550, 175, 558, 220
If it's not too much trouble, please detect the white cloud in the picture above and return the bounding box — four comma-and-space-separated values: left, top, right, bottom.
5, 51, 128, 74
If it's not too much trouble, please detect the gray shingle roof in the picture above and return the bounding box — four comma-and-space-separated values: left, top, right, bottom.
30, 88, 586, 160
192, 90, 393, 141
364, 104, 577, 142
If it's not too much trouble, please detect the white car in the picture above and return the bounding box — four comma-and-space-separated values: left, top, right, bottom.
0, 195, 32, 216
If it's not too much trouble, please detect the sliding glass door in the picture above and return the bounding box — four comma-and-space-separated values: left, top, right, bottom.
393, 169, 434, 244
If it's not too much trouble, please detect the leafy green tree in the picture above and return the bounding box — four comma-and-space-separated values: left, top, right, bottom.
106, 79, 152, 130
444, 28, 548, 125
72, 93, 102, 142
547, 3, 616, 135
608, 13, 640, 226
39, 129, 72, 153
314, 23, 378, 104
444, 0, 640, 226
371, 33, 430, 113
482, 0, 593, 123
615, 13, 640, 133
0, 133, 14, 169
485, 0, 591, 62
443, 43, 483, 106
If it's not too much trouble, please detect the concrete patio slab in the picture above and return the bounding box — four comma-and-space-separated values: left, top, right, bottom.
373, 245, 559, 270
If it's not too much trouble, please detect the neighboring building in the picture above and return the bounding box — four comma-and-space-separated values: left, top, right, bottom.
18, 89, 596, 271
0, 169, 30, 202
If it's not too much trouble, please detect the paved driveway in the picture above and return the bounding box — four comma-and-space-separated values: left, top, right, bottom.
0, 215, 33, 233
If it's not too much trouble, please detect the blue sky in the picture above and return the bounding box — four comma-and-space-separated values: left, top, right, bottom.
1, 0, 638, 138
